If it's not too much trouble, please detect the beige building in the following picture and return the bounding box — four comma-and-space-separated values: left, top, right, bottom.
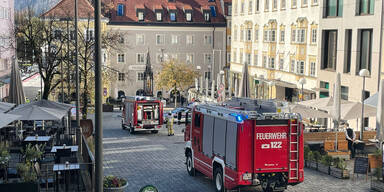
230, 0, 321, 101
317, 0, 384, 130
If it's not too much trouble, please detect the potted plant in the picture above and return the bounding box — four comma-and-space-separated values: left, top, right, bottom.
318, 155, 332, 175
307, 151, 317, 169
371, 168, 384, 191
330, 157, 349, 179
368, 150, 382, 170
103, 175, 128, 192
21, 144, 44, 163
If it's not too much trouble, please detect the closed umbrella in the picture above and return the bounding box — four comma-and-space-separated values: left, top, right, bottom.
0, 102, 15, 113
333, 73, 341, 130
8, 59, 25, 105
0, 113, 20, 128
239, 62, 250, 97
376, 79, 384, 142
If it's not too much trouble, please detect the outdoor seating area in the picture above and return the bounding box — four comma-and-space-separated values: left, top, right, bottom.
0, 100, 87, 192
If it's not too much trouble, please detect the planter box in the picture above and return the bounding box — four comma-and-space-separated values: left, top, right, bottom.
0, 182, 39, 192
317, 163, 330, 175
104, 182, 128, 192
102, 104, 114, 112
308, 161, 317, 170
368, 154, 382, 169
330, 166, 350, 179
371, 180, 384, 192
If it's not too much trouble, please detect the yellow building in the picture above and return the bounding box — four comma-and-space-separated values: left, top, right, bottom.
230, 0, 320, 101
41, 0, 111, 104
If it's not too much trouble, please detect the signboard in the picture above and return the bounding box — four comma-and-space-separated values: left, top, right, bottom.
128, 65, 146, 70
354, 157, 369, 175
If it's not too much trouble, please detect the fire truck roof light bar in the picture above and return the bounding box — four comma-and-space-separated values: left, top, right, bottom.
125, 96, 159, 101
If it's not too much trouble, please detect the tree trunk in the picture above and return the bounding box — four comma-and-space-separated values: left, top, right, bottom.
174, 87, 177, 108
82, 70, 88, 119
42, 79, 51, 100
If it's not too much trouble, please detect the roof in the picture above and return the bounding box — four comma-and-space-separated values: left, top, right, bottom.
41, 0, 98, 19
109, 0, 226, 24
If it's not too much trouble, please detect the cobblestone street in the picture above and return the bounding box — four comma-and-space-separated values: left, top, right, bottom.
102, 112, 372, 192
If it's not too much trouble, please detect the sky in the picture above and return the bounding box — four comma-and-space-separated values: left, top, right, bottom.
15, 0, 60, 15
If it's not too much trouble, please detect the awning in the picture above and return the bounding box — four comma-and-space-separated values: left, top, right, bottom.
272, 80, 297, 89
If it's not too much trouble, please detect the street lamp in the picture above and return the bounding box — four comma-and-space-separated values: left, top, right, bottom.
359, 69, 370, 140
299, 77, 307, 101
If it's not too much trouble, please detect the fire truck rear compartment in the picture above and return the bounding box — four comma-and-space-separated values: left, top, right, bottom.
137, 104, 160, 128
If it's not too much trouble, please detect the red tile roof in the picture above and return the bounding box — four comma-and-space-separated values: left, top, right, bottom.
42, 0, 97, 19
110, 0, 226, 24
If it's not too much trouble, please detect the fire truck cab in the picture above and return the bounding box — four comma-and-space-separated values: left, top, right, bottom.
122, 96, 163, 134
184, 98, 304, 192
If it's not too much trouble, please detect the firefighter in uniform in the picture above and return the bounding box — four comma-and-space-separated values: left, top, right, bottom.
166, 113, 174, 136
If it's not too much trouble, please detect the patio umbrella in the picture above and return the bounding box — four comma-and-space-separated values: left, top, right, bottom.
8, 59, 25, 105
376, 79, 384, 143
364, 92, 378, 107
14, 99, 72, 113
239, 62, 250, 97
0, 113, 20, 128
333, 73, 341, 130
8, 105, 66, 121
0, 102, 15, 113
323, 102, 377, 120
287, 104, 331, 119
298, 97, 351, 109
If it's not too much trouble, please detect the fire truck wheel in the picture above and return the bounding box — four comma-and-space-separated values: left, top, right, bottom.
122, 121, 126, 130
129, 127, 135, 134
151, 130, 159, 134
214, 168, 224, 192
186, 152, 195, 176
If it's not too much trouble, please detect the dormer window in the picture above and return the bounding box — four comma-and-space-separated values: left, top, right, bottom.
170, 12, 176, 21
204, 12, 210, 21
138, 11, 144, 21
186, 12, 192, 21
117, 4, 124, 16
156, 12, 162, 21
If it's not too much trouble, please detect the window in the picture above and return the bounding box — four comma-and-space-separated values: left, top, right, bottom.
187, 35, 194, 45
138, 11, 144, 21
254, 54, 258, 66
246, 29, 252, 42
344, 29, 352, 73
170, 12, 176, 21
245, 53, 251, 65
156, 12, 162, 21
137, 72, 144, 81
240, 28, 244, 41
137, 53, 145, 64
228, 5, 232, 16
157, 53, 164, 63
358, 0, 374, 15
326, 0, 343, 17
254, 29, 259, 41
270, 30, 276, 42
118, 36, 124, 44
186, 12, 192, 21
269, 57, 275, 68
240, 51, 244, 63
302, 0, 308, 6
291, 29, 296, 42
310, 61, 316, 76
263, 30, 268, 42
205, 54, 213, 65
156, 34, 165, 45
313, 0, 318, 4
256, 0, 260, 11
227, 53, 231, 63
357, 29, 372, 73
171, 35, 179, 44
296, 29, 305, 43
273, 0, 277, 10
341, 86, 349, 100
205, 71, 211, 80
136, 34, 145, 45
85, 29, 94, 41
169, 53, 178, 60
311, 28, 317, 44
292, 0, 297, 7
322, 30, 337, 70
186, 53, 194, 64
118, 54, 125, 62
280, 30, 285, 42
4, 8, 8, 19
281, 0, 286, 9
265, 0, 269, 10
241, 2, 245, 13
249, 0, 253, 13
234, 0, 238, 15
204, 35, 212, 45
118, 73, 125, 81
117, 4, 124, 16
320, 81, 330, 98
204, 12, 210, 21
279, 58, 284, 70
54, 29, 62, 39
263, 56, 267, 67
194, 113, 201, 128
296, 61, 304, 74
290, 59, 295, 72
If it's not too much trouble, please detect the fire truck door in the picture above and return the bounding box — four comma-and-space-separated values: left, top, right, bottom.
192, 113, 203, 153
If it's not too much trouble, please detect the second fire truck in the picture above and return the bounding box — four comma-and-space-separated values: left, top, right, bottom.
184, 98, 304, 192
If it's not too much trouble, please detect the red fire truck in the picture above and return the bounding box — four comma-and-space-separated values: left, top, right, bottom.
122, 96, 164, 134
184, 98, 304, 192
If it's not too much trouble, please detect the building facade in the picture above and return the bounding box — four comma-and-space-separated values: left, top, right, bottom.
230, 0, 320, 101
107, 0, 227, 98
0, 0, 14, 100
317, 0, 384, 129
